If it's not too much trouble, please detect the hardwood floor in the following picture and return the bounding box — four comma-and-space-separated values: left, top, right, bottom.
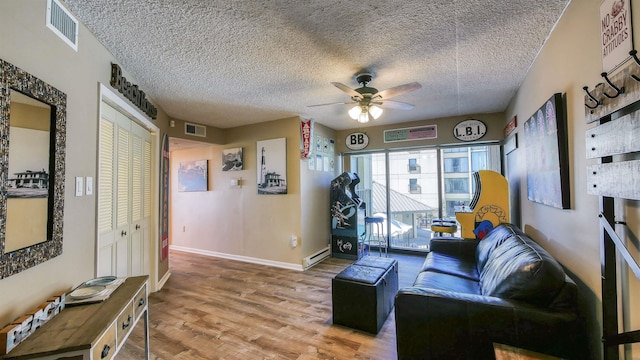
120, 250, 425, 360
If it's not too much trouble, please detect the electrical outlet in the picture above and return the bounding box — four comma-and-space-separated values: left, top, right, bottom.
290, 235, 297, 248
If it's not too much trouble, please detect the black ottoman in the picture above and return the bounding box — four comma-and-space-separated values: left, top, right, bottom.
354, 256, 399, 317
332, 256, 399, 334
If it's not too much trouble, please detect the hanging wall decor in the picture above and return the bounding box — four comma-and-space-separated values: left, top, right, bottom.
300, 119, 313, 159
222, 147, 243, 171
178, 160, 208, 192
0, 58, 67, 279
524, 93, 570, 209
256, 138, 287, 194
600, 0, 633, 73
160, 134, 170, 261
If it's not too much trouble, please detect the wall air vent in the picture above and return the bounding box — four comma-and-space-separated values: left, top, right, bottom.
185, 123, 206, 137
46, 0, 78, 51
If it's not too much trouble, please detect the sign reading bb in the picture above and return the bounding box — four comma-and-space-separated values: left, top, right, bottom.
346, 132, 369, 150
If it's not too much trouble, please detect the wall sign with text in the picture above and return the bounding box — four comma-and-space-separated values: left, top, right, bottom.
453, 119, 487, 141
383, 125, 437, 143
601, 0, 632, 73
110, 63, 158, 119
345, 132, 369, 150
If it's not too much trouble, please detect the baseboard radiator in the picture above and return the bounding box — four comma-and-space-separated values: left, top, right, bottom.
303, 246, 331, 269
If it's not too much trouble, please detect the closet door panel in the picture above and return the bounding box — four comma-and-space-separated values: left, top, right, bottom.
98, 102, 152, 277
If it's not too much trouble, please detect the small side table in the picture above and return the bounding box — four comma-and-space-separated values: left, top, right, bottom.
431, 219, 457, 236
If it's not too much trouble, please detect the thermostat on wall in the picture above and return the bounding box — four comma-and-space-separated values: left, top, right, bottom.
453, 119, 487, 141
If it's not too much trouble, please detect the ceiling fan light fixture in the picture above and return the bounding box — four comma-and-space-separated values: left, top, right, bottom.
369, 105, 383, 119
348, 105, 362, 120
311, 74, 420, 123
357, 110, 370, 123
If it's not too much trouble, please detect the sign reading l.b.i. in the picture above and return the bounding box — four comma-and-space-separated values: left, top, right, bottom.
453, 119, 487, 141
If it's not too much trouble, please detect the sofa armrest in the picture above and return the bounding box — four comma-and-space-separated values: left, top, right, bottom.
429, 237, 479, 259
395, 287, 579, 359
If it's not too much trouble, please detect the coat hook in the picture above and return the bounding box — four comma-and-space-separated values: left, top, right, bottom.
582, 86, 599, 109
600, 72, 624, 98
629, 50, 640, 81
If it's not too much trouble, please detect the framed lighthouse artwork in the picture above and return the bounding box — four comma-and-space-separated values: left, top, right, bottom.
256, 138, 287, 195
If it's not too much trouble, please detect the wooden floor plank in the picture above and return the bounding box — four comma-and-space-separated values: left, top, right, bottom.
119, 250, 425, 359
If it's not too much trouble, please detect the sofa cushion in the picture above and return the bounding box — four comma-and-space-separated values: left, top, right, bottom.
421, 252, 479, 281
479, 234, 567, 307
414, 271, 481, 294
475, 223, 518, 272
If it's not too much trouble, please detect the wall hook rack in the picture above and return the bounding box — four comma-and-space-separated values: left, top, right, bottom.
583, 85, 600, 109
600, 72, 624, 98
629, 50, 640, 81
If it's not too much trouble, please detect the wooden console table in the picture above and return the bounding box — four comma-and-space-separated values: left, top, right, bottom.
3, 276, 149, 360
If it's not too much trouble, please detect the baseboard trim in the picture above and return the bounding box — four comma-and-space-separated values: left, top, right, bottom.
156, 270, 171, 290
170, 245, 304, 271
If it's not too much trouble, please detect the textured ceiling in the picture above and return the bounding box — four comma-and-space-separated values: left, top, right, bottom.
62, 0, 570, 130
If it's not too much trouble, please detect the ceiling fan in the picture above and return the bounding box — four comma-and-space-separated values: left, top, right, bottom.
309, 72, 422, 123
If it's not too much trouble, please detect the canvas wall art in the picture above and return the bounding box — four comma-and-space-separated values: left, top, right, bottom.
256, 138, 287, 195
178, 159, 208, 192
222, 147, 243, 171
524, 93, 570, 209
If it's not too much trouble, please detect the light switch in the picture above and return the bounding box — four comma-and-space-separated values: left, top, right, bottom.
75, 177, 83, 197
85, 177, 93, 195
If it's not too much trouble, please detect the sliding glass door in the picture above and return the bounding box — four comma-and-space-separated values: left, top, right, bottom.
349, 144, 501, 253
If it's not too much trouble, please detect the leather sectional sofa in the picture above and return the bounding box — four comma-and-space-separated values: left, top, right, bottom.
395, 224, 581, 359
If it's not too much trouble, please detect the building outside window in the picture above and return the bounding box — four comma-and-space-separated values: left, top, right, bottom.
443, 157, 469, 173
445, 178, 468, 193
408, 158, 420, 173
409, 178, 421, 194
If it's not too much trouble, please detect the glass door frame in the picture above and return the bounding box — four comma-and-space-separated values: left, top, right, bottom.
343, 142, 501, 254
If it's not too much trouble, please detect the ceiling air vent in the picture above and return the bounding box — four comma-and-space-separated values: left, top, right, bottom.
46, 0, 78, 51
185, 123, 206, 137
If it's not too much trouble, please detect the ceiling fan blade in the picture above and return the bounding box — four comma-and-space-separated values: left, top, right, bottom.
331, 82, 362, 98
374, 82, 422, 100
307, 101, 356, 108
377, 99, 415, 110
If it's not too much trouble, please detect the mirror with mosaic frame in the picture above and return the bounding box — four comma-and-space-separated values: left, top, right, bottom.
0, 58, 66, 278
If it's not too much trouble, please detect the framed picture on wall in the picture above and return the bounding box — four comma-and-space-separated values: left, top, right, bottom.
523, 93, 570, 209
178, 160, 208, 192
256, 138, 287, 194
222, 147, 243, 171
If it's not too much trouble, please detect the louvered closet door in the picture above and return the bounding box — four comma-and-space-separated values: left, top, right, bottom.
98, 109, 116, 277
129, 121, 151, 276
97, 102, 151, 277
